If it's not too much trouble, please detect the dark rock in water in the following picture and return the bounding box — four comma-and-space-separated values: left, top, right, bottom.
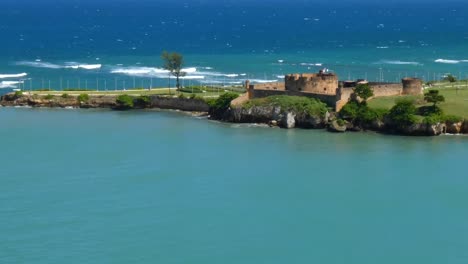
402, 123, 446, 136
224, 106, 327, 129
462, 120, 468, 134
328, 120, 347, 133
446, 121, 463, 134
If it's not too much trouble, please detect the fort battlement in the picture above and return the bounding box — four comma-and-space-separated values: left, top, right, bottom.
246, 71, 423, 112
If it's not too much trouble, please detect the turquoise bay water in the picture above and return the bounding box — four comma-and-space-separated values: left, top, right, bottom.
1, 108, 467, 263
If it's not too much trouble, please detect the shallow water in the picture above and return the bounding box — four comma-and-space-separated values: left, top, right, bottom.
1, 108, 467, 263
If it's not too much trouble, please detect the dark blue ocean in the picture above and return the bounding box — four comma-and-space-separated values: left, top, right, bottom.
1, 0, 468, 91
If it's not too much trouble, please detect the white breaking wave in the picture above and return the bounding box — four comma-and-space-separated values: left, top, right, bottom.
110, 66, 203, 79
16, 61, 101, 70
110, 65, 243, 81
64, 63, 102, 70
380, 60, 421, 65
435, 59, 463, 64
376, 46, 389, 49
0, 73, 28, 79
0, 81, 22, 89
16, 61, 62, 69
300, 63, 323, 67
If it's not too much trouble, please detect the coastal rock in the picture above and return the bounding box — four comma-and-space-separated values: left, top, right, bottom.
328, 120, 347, 133
402, 123, 446, 136
279, 112, 296, 129
462, 120, 468, 134
295, 112, 325, 129
269, 120, 278, 127
446, 121, 463, 134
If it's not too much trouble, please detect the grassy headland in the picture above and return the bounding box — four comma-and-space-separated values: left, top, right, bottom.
368, 82, 468, 119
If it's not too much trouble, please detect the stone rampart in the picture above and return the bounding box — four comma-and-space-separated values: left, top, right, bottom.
149, 96, 209, 112
285, 73, 338, 95
402, 78, 423, 95
369, 82, 403, 98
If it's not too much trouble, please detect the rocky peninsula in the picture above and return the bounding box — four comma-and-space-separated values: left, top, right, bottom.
1, 91, 467, 136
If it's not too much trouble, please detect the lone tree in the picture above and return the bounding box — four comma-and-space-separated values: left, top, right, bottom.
161, 51, 186, 92
353, 83, 374, 104
424, 90, 445, 107
443, 74, 457, 83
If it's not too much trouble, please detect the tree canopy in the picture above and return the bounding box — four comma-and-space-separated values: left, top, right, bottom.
161, 51, 186, 90
424, 90, 445, 107
353, 83, 374, 103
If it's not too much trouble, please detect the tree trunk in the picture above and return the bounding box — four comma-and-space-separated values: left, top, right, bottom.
176, 75, 180, 90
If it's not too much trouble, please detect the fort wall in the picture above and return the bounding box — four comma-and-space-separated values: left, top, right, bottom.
245, 72, 423, 112
285, 73, 338, 95
402, 78, 423, 95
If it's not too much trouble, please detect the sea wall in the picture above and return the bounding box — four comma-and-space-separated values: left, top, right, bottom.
149, 96, 209, 112
0, 93, 210, 113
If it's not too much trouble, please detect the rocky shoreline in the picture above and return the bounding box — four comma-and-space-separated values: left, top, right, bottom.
1, 92, 467, 136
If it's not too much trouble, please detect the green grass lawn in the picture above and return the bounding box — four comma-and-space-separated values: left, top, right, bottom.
368, 85, 468, 119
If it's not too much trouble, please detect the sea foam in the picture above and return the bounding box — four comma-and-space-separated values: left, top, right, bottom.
0, 73, 28, 79
380, 60, 420, 65
16, 61, 101, 70
0, 81, 22, 88
435, 59, 462, 64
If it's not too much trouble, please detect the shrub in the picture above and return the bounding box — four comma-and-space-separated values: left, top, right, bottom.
134, 95, 150, 108
14, 91, 23, 98
418, 105, 443, 116
189, 93, 197, 99
116, 94, 134, 109
339, 101, 387, 124
208, 92, 239, 112
44, 94, 54, 100
336, 118, 345, 126
339, 101, 360, 120
61, 93, 70, 98
178, 93, 186, 99
424, 90, 445, 107
387, 98, 417, 128
442, 115, 463, 123
77, 94, 89, 102
423, 114, 442, 125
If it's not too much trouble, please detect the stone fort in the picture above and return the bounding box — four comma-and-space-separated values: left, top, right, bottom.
243, 71, 423, 111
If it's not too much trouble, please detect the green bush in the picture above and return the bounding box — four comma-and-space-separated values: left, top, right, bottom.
77, 94, 89, 102
443, 115, 463, 123
61, 93, 70, 99
134, 95, 151, 108
339, 101, 360, 120
336, 119, 345, 126
423, 114, 442, 125
14, 91, 23, 98
339, 101, 387, 124
116, 94, 134, 109
387, 98, 418, 128
208, 92, 239, 112
189, 93, 197, 99
44, 94, 54, 100
418, 105, 443, 116
178, 93, 187, 99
